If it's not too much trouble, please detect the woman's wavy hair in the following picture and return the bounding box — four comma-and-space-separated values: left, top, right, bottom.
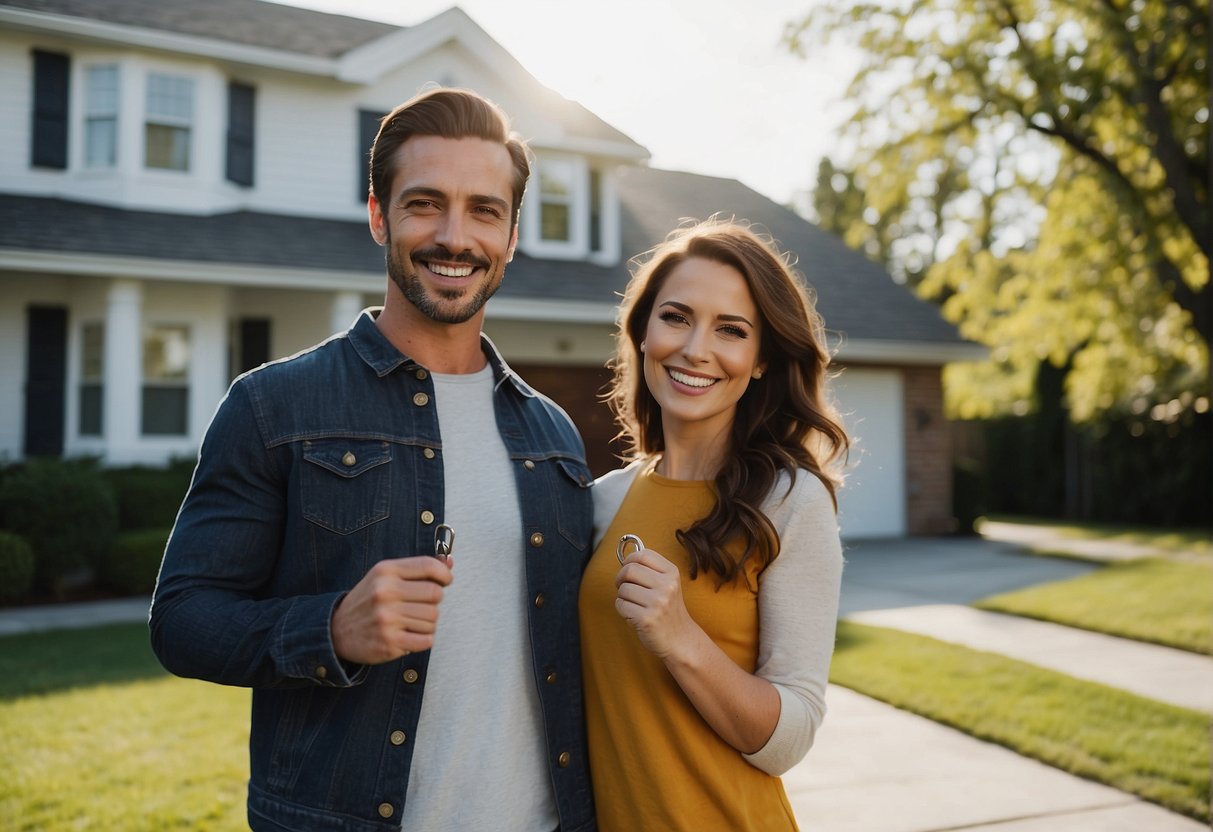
606, 218, 849, 583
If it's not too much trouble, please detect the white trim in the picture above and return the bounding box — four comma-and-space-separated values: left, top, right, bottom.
836, 338, 987, 365
485, 297, 616, 324
0, 249, 383, 292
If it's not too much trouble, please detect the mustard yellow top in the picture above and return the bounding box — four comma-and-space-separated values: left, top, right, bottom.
580, 464, 800, 831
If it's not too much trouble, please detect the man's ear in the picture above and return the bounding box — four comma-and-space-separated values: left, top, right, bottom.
368, 193, 388, 246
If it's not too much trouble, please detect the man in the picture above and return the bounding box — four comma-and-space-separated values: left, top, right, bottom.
151, 88, 596, 832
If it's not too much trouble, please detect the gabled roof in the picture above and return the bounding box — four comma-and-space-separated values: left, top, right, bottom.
0, 165, 970, 353
1, 0, 396, 58
0, 0, 645, 155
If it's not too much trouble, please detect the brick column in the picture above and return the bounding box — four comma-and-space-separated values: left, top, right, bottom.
903, 366, 953, 534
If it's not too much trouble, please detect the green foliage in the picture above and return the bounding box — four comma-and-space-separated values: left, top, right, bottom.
102, 459, 195, 531
0, 460, 118, 595
0, 532, 35, 601
99, 529, 169, 596
788, 0, 1210, 421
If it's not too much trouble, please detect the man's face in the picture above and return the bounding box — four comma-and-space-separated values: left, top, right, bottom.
368, 135, 518, 324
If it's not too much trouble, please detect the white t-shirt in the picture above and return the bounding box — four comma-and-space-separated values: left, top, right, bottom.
401, 364, 557, 831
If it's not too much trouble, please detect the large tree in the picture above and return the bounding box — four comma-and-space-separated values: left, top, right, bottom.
787, 0, 1209, 421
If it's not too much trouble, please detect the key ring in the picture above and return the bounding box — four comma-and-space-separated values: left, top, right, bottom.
434, 524, 455, 562
617, 533, 644, 565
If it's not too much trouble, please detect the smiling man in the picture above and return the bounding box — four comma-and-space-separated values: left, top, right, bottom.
151, 89, 597, 832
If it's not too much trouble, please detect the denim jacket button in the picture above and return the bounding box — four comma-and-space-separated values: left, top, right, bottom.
341, 451, 356, 467
403, 668, 419, 683
557, 751, 571, 768
534, 593, 545, 608
378, 803, 394, 819
530, 532, 544, 548
523, 459, 535, 470
413, 392, 429, 407
314, 665, 328, 680
423, 447, 436, 459
390, 730, 406, 746
415, 369, 428, 380
420, 510, 435, 525
545, 670, 557, 684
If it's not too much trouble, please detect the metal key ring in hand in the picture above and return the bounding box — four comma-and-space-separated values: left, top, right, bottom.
617, 534, 644, 565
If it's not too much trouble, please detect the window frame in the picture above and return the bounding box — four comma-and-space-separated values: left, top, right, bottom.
143, 72, 195, 172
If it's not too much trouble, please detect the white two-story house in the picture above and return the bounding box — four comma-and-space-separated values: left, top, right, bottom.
0, 0, 981, 537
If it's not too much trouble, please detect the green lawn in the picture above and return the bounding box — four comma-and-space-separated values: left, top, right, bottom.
976, 557, 1213, 654
980, 515, 1212, 558
830, 621, 1211, 822
0, 624, 249, 831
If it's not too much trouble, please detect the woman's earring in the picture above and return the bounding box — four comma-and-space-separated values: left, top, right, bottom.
639, 341, 646, 353
752, 369, 763, 379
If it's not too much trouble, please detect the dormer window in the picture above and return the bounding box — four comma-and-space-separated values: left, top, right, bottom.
521, 154, 619, 264
84, 65, 119, 168
144, 73, 193, 171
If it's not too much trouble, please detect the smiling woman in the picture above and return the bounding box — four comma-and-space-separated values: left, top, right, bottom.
580, 218, 849, 831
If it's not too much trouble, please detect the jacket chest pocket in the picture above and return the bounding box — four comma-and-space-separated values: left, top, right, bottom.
301, 439, 392, 534
551, 457, 593, 550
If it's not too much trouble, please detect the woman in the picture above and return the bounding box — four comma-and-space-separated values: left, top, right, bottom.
580, 219, 849, 830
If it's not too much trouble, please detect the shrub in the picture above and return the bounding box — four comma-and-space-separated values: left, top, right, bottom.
0, 459, 118, 595
103, 458, 195, 531
0, 531, 35, 601
100, 529, 170, 596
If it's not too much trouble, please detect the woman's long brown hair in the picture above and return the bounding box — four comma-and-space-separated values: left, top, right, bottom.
606, 219, 849, 583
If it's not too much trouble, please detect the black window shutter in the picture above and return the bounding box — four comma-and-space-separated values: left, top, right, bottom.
358, 109, 384, 202
237, 318, 271, 375
31, 50, 70, 169
226, 81, 255, 186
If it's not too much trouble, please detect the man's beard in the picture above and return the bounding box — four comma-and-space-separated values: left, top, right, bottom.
385, 243, 500, 324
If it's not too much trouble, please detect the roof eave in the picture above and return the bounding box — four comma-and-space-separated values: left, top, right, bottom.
836, 338, 988, 366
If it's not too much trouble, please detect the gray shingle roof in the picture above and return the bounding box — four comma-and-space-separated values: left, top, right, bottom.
2, 0, 396, 58
0, 169, 963, 346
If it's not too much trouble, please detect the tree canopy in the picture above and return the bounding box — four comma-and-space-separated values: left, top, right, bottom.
787, 0, 1208, 423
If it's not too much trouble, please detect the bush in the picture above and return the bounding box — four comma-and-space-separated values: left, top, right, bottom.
103, 458, 195, 531
0, 531, 35, 601
100, 529, 170, 596
0, 459, 118, 596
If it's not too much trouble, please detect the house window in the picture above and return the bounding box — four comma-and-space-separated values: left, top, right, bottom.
538, 158, 577, 243
142, 324, 190, 435
79, 322, 104, 436
144, 73, 193, 171
589, 168, 603, 254
84, 65, 119, 168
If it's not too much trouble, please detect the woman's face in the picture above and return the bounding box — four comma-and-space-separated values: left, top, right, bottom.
641, 256, 766, 438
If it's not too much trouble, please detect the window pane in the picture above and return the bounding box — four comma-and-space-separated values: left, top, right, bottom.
86, 66, 119, 114
146, 74, 193, 121
145, 123, 190, 170
85, 117, 117, 167
143, 324, 190, 381
142, 387, 188, 435
539, 160, 575, 198
541, 203, 570, 242
82, 322, 104, 379
79, 384, 102, 436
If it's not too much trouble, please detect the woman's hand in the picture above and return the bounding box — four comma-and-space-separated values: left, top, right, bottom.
614, 548, 696, 659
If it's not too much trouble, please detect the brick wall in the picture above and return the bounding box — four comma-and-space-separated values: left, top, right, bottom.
903, 365, 954, 534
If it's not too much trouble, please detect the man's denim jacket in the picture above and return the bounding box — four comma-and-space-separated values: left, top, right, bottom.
150, 310, 596, 832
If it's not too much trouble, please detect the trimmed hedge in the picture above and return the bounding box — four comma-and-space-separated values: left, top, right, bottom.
0, 531, 35, 600
100, 529, 170, 596
102, 459, 195, 531
0, 459, 118, 595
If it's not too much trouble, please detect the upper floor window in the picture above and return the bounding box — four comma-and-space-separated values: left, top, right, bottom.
521, 155, 618, 263
144, 73, 194, 171
84, 65, 119, 169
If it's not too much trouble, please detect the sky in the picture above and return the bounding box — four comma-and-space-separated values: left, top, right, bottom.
269, 0, 861, 209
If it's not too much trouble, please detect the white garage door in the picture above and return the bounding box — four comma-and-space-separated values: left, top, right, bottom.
828, 368, 906, 538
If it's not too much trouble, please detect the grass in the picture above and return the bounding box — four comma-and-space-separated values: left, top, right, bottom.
0, 624, 249, 831
830, 621, 1211, 822
980, 515, 1212, 559
976, 557, 1213, 655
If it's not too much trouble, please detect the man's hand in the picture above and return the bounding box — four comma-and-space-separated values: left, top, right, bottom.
331, 556, 453, 665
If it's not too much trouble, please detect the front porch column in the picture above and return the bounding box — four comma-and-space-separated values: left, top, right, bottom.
103, 278, 143, 465
330, 290, 364, 336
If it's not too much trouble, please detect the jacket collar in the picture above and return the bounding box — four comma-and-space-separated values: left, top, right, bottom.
347, 307, 535, 399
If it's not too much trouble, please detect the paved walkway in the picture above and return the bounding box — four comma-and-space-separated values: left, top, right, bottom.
1, 531, 1208, 831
